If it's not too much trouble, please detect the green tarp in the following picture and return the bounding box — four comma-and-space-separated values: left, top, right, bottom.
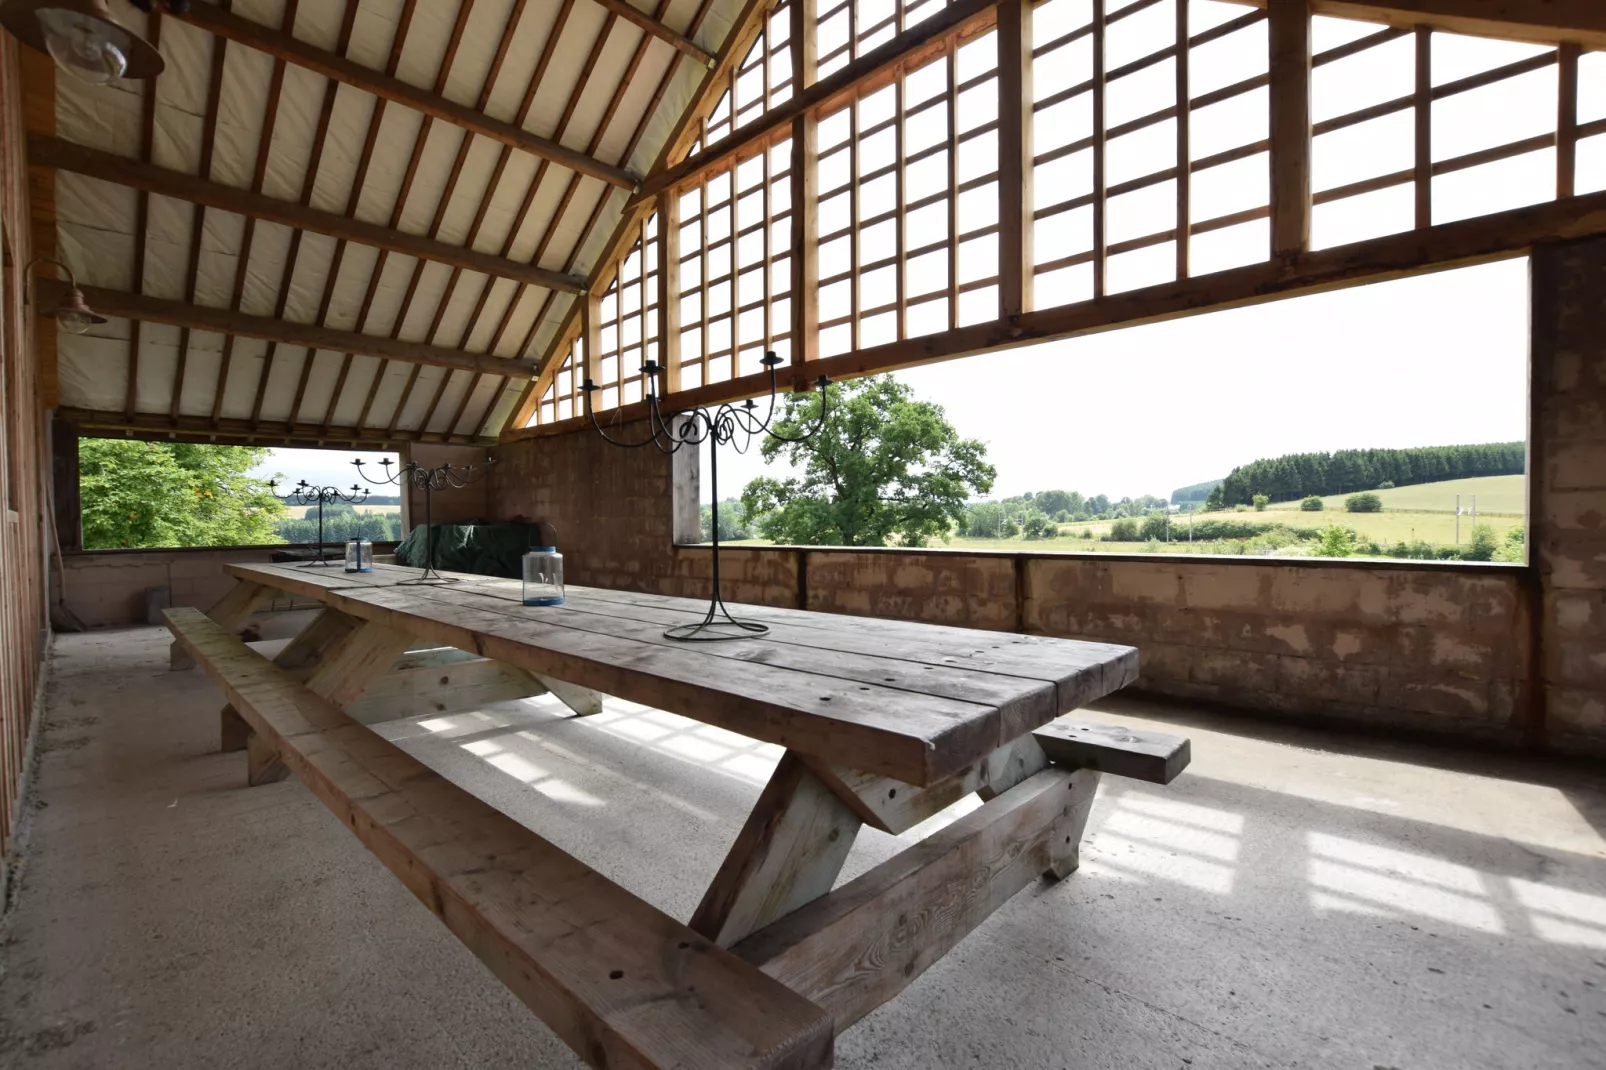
394, 522, 540, 579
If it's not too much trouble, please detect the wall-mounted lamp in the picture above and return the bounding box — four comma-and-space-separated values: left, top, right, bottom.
25, 258, 106, 335
0, 0, 182, 84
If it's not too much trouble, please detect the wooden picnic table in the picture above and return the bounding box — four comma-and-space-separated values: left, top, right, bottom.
165, 561, 1185, 1069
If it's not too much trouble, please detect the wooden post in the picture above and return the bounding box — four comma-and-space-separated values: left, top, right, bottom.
1414, 25, 1432, 228
50, 418, 80, 552
790, 0, 818, 367
171, 580, 271, 670
581, 290, 601, 393
1092, 0, 1108, 296
1176, 0, 1191, 280
1558, 42, 1580, 200
657, 189, 682, 393
1269, 0, 1311, 258
998, 0, 1034, 321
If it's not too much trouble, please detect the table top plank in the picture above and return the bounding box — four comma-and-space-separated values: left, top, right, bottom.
324, 583, 998, 785
227, 562, 1138, 785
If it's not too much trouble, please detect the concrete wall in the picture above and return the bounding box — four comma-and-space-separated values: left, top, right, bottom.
487, 417, 1567, 752
1532, 238, 1606, 753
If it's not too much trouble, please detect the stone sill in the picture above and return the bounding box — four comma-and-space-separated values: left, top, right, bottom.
673, 542, 1530, 576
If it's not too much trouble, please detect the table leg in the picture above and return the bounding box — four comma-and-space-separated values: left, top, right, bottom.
233, 615, 415, 787
219, 608, 359, 754
171, 580, 271, 670
691, 752, 864, 947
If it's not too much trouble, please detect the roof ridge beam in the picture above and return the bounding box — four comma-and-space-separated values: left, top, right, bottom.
173, 2, 640, 191
40, 281, 540, 380
592, 0, 716, 66
31, 135, 588, 297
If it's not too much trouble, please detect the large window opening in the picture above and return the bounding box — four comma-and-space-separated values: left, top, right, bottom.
77, 441, 400, 551
695, 257, 1528, 563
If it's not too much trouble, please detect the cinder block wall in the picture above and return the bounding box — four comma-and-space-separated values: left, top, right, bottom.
62, 548, 334, 628
1532, 238, 1606, 753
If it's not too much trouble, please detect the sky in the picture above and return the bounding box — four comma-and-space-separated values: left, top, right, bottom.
705, 256, 1530, 502
249, 448, 399, 492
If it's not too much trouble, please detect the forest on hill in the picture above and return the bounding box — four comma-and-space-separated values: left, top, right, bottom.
1213, 442, 1523, 506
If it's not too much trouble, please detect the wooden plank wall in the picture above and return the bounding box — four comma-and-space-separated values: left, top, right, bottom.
0, 36, 51, 877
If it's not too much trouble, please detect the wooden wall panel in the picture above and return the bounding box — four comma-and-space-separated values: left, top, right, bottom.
0, 34, 50, 876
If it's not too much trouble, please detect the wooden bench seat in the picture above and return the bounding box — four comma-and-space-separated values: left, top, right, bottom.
164, 607, 834, 1070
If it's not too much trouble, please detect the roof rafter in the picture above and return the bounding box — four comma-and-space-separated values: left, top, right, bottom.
1302, 0, 1606, 49
591, 0, 715, 66
173, 0, 641, 191
41, 281, 540, 380
29, 135, 587, 295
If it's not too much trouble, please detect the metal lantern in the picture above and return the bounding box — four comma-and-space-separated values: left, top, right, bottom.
521, 523, 563, 607
344, 538, 373, 573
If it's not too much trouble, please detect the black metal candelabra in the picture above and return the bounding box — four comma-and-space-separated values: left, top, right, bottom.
270, 479, 369, 565
582, 351, 829, 642
353, 455, 493, 583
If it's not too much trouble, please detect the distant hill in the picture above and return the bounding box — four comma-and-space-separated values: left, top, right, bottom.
1219, 442, 1523, 505
1170, 479, 1222, 504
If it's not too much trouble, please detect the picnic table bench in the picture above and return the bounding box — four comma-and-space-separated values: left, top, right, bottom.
165, 561, 1188, 1069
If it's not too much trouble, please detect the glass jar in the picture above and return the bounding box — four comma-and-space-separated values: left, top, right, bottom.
522, 546, 564, 605
344, 538, 373, 573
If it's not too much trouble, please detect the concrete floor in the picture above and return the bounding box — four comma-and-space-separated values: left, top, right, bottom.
1, 625, 1604, 1069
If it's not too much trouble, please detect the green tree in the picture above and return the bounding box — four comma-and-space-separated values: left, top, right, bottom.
1204, 484, 1224, 511
1107, 518, 1140, 541
1313, 523, 1354, 557
81, 439, 286, 549
1345, 492, 1382, 513
1300, 495, 1324, 511
1252, 494, 1269, 511
1493, 524, 1525, 563
699, 498, 753, 542
1462, 523, 1499, 562
741, 377, 995, 547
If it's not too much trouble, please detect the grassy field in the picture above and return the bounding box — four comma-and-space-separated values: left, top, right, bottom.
1303, 474, 1523, 514
716, 475, 1528, 558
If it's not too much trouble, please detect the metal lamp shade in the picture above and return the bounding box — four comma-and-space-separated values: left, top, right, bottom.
0, 0, 165, 80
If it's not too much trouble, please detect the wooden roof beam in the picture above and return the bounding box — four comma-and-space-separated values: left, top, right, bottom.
57, 408, 488, 448
1226, 0, 1606, 50
635, 0, 998, 203
173, 1, 640, 191
30, 136, 586, 295
592, 0, 715, 66
40, 281, 540, 380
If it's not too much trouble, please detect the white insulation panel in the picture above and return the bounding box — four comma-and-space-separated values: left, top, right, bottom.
55, 0, 747, 439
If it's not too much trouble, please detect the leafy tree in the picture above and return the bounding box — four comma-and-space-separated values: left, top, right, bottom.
1377, 480, 1395, 490
1107, 518, 1140, 541
963, 502, 1007, 537
1300, 495, 1324, 511
1139, 511, 1170, 541
1461, 523, 1499, 562
1313, 523, 1354, 557
81, 439, 286, 549
1493, 524, 1525, 563
1022, 512, 1052, 539
741, 377, 995, 547
1252, 494, 1269, 511
1086, 494, 1110, 516
699, 498, 754, 542
1204, 484, 1224, 512
1345, 492, 1382, 513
